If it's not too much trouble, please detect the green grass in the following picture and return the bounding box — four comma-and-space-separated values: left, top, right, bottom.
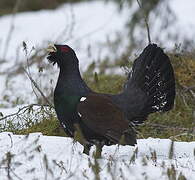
138, 95, 194, 140
84, 74, 126, 94
15, 114, 67, 137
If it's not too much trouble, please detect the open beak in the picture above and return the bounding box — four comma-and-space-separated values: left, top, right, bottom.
47, 44, 57, 53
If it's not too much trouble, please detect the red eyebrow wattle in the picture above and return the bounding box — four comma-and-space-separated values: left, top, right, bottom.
60, 46, 70, 52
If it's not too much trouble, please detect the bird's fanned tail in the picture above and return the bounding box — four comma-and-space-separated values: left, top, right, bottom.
123, 44, 175, 125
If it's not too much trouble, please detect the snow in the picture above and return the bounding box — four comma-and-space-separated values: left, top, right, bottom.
0, 0, 195, 67
0, 105, 25, 117
171, 0, 195, 25
0, 1, 128, 68
0, 132, 194, 179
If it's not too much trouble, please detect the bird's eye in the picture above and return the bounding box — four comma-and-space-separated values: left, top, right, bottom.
60, 46, 70, 53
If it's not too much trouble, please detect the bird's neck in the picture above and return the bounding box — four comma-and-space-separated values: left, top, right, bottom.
59, 64, 81, 80
55, 64, 90, 96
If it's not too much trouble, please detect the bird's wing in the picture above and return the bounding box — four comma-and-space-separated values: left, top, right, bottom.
77, 93, 136, 145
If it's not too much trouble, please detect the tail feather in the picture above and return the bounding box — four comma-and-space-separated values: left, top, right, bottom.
132, 45, 158, 83
141, 45, 175, 112
148, 79, 174, 99
124, 44, 175, 125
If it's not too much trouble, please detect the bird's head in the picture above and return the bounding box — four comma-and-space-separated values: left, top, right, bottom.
47, 44, 78, 67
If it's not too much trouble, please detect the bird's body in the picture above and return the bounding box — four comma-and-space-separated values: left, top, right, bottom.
47, 44, 175, 154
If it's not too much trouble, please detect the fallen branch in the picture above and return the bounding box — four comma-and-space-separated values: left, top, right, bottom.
0, 104, 51, 122
169, 133, 195, 141
180, 84, 195, 99
144, 122, 189, 131
183, 85, 195, 92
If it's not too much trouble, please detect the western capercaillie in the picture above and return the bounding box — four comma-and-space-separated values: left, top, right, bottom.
47, 44, 175, 154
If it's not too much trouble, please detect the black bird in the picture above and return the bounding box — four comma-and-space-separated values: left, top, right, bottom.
47, 44, 175, 154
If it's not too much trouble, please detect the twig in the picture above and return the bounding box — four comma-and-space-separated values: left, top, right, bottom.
180, 84, 195, 99
10, 167, 23, 180
180, 93, 189, 108
144, 122, 189, 131
189, 90, 195, 99
169, 133, 195, 141
183, 85, 195, 92
8, 134, 13, 148
0, 166, 23, 180
23, 68, 53, 107
22, 42, 53, 107
136, 0, 151, 44
0, 47, 46, 76
23, 42, 40, 100
55, 4, 75, 43
0, 104, 51, 122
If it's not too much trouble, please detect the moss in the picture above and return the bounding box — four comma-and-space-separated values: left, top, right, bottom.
170, 53, 195, 87
15, 115, 67, 137
84, 74, 126, 94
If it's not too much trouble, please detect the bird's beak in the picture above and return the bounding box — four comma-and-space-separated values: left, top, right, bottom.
47, 44, 57, 53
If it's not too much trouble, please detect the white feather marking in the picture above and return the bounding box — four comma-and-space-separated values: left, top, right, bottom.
80, 97, 86, 102
62, 123, 66, 128
78, 112, 82, 117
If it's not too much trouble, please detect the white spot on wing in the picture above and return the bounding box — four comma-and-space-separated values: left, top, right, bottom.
80, 97, 86, 102
62, 122, 66, 128
78, 112, 82, 117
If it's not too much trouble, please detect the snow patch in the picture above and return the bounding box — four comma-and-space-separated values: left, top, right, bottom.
0, 133, 194, 179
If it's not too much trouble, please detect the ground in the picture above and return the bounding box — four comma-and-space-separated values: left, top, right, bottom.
0, 132, 195, 179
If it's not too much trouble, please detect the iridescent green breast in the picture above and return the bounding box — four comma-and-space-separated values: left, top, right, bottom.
54, 94, 81, 115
